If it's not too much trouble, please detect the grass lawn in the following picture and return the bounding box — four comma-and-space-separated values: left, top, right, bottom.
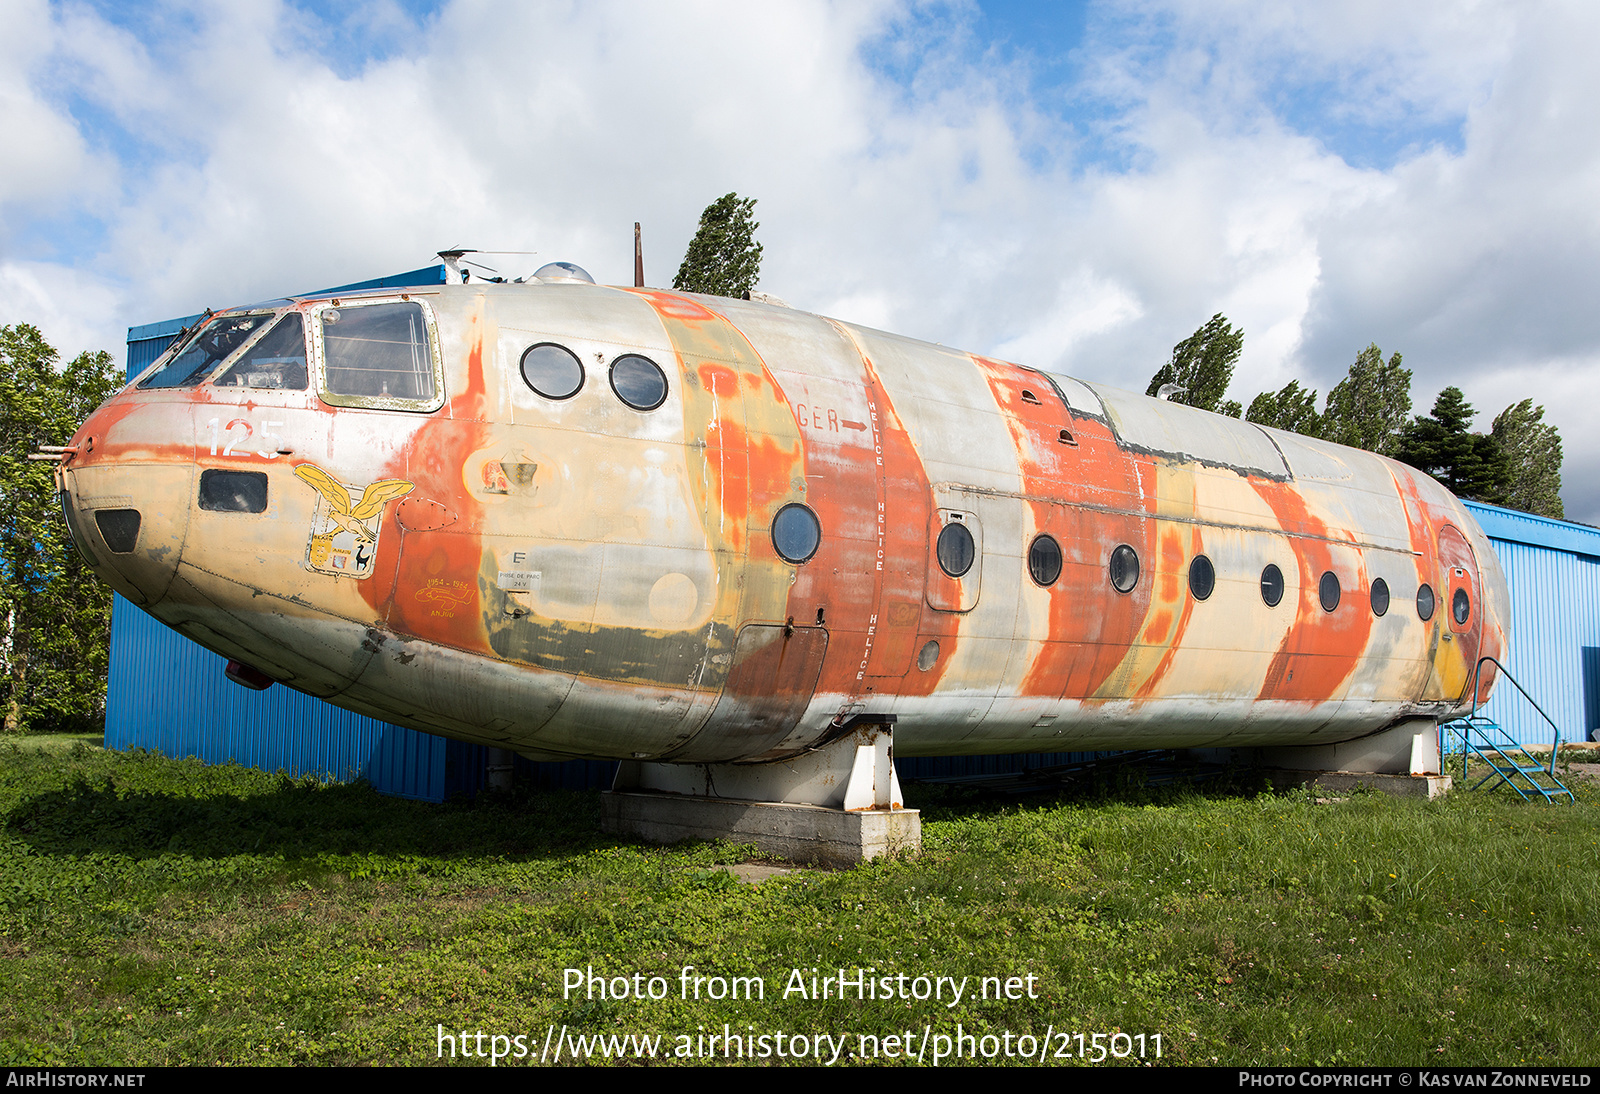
1, 737, 1596, 1067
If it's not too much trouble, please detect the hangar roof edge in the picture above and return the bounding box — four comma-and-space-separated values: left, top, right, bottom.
1463, 499, 1600, 560
126, 264, 451, 343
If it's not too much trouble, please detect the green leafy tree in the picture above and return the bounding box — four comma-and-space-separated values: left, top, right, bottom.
1246, 379, 1322, 436
673, 193, 764, 298
1145, 314, 1244, 416
0, 325, 120, 733
1321, 343, 1411, 455
1491, 399, 1564, 519
1394, 386, 1511, 504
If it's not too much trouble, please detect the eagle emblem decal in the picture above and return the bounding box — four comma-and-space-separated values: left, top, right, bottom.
293, 463, 415, 578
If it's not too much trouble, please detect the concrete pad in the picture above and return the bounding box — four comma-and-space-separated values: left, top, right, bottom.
1264, 769, 1453, 800
602, 790, 921, 868
724, 864, 796, 884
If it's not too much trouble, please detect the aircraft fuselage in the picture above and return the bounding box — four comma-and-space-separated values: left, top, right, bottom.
59, 281, 1506, 763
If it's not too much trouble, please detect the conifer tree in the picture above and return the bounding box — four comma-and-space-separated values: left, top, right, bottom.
1394, 387, 1510, 504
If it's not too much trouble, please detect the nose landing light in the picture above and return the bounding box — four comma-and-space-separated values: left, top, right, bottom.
224, 660, 274, 691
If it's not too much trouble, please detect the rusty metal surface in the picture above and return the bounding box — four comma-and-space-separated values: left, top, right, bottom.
62, 280, 1508, 764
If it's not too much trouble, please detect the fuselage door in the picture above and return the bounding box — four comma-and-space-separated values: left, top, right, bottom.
926, 506, 982, 612
1437, 523, 1484, 699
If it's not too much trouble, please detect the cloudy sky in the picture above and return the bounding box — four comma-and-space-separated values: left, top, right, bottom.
6, 0, 1599, 518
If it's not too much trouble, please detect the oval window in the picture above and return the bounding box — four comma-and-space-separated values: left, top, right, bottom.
610, 354, 668, 411
1370, 577, 1390, 617
771, 504, 821, 564
1189, 554, 1215, 601
520, 343, 584, 400
1319, 571, 1341, 613
1260, 563, 1284, 607
1028, 534, 1062, 587
1417, 583, 1436, 621
937, 521, 976, 578
1453, 587, 1471, 625
1109, 544, 1140, 594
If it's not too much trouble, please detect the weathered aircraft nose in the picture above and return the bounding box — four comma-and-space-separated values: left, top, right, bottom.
58, 403, 192, 608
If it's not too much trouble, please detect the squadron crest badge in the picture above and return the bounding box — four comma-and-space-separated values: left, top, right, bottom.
293, 463, 415, 578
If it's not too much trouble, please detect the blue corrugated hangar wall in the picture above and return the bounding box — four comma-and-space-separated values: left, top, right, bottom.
102, 272, 1600, 801
1463, 500, 1600, 748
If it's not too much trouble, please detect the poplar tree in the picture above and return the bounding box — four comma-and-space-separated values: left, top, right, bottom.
1321, 343, 1411, 456
1492, 399, 1564, 519
673, 193, 764, 298
1246, 379, 1321, 436
1145, 313, 1244, 416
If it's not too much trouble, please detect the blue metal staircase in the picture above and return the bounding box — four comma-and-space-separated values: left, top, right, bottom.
1441, 657, 1574, 804
1443, 715, 1574, 803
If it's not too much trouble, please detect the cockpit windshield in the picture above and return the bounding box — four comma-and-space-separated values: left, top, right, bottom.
212, 312, 308, 390
137, 311, 277, 389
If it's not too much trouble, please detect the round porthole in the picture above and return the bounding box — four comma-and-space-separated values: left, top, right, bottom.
1109, 544, 1140, 593
937, 521, 975, 578
1319, 571, 1341, 613
1453, 587, 1471, 625
917, 640, 940, 671
1260, 563, 1284, 607
1417, 583, 1436, 621
1028, 534, 1062, 587
520, 343, 583, 400
1370, 577, 1390, 617
771, 504, 821, 564
610, 354, 668, 411
1189, 554, 1215, 601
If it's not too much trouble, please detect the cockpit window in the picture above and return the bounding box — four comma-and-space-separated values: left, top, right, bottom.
315, 299, 443, 411
137, 312, 275, 389
213, 312, 308, 390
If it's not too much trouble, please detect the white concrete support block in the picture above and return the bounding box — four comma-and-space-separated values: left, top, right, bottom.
603, 719, 920, 866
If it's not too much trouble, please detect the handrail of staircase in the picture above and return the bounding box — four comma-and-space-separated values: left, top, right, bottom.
1468, 655, 1563, 776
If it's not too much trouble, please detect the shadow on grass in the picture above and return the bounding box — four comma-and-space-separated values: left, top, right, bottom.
902, 754, 1282, 821
3, 770, 622, 864
3, 743, 1302, 868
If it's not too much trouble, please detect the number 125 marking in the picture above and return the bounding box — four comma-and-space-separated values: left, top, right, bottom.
207, 418, 285, 459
